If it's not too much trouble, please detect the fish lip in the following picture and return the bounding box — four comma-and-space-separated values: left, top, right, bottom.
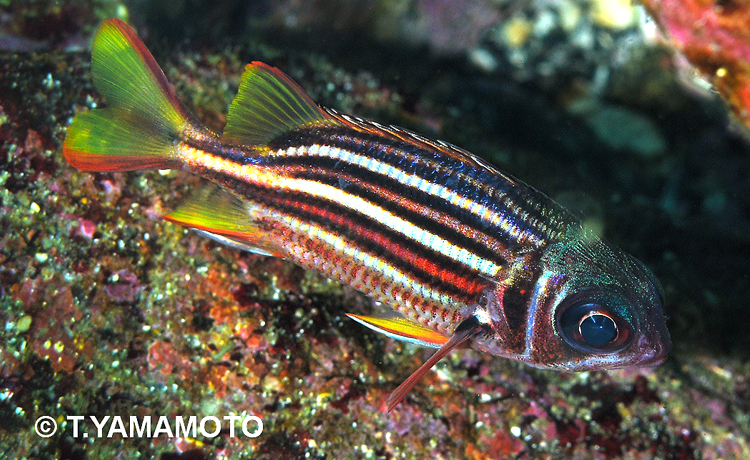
638, 350, 669, 367
634, 330, 672, 367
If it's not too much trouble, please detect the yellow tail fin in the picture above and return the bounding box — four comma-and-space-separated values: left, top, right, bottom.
63, 18, 195, 171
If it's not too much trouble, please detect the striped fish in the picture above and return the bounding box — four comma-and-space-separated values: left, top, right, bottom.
64, 19, 671, 411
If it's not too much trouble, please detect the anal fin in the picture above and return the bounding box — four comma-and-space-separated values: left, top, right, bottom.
192, 229, 278, 257
163, 186, 281, 257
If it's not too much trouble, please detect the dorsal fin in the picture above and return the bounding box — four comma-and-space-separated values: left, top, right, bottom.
325, 109, 504, 173
222, 62, 333, 147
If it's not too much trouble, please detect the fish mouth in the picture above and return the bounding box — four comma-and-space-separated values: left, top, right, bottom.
633, 330, 672, 367
638, 350, 669, 367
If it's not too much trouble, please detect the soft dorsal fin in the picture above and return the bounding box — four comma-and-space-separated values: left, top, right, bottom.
163, 186, 282, 257
222, 62, 333, 147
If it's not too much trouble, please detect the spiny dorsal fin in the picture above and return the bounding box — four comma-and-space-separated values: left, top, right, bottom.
222, 62, 333, 147
163, 186, 282, 257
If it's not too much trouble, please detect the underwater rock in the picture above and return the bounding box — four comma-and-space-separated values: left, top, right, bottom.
642, 0, 750, 134
574, 101, 667, 158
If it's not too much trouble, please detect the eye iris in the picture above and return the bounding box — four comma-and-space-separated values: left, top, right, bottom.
579, 313, 617, 346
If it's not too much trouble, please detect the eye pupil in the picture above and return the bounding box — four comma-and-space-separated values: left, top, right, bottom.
557, 295, 633, 354
579, 313, 617, 346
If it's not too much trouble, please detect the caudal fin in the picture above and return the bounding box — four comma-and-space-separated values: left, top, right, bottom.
63, 18, 194, 171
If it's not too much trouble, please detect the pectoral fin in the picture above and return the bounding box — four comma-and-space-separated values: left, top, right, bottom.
386, 315, 485, 412
346, 313, 448, 348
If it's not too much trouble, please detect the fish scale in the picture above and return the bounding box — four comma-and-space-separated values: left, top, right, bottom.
184, 137, 505, 285
63, 18, 671, 412
281, 121, 570, 247
259, 140, 539, 262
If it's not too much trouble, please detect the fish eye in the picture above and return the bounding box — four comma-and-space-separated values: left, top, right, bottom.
557, 294, 633, 354
578, 312, 617, 346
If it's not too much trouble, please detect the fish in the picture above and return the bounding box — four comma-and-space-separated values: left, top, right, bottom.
63, 19, 671, 411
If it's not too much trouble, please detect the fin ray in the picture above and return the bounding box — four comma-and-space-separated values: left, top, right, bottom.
192, 230, 279, 257
164, 187, 281, 257
346, 313, 448, 348
222, 62, 332, 147
63, 18, 193, 172
386, 316, 484, 412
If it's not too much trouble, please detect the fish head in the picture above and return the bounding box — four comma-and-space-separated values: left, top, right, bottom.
475, 234, 671, 371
